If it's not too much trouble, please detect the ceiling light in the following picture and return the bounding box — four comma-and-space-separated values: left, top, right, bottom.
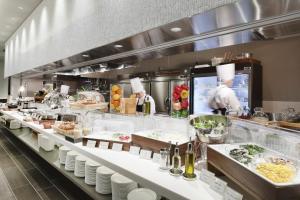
18, 6, 24, 10
114, 44, 123, 48
82, 54, 89, 58
117, 64, 125, 70
170, 27, 182, 32
100, 68, 107, 73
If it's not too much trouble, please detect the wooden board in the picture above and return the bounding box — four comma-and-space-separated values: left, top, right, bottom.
277, 121, 300, 129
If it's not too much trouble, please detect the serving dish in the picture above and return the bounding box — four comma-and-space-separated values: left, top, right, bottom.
190, 115, 229, 144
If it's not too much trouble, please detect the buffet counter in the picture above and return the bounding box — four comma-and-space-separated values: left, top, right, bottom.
0, 110, 222, 200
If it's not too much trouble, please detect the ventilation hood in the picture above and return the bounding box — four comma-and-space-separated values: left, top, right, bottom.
17, 0, 300, 79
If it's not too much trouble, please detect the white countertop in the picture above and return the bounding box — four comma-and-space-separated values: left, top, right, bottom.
1, 110, 222, 200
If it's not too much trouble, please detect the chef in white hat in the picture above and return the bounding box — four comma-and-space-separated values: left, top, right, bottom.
208, 63, 241, 115
130, 77, 156, 114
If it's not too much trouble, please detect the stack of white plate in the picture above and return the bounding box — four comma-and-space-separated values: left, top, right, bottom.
127, 188, 157, 200
111, 173, 138, 200
59, 146, 71, 165
85, 160, 101, 185
74, 155, 88, 177
96, 166, 115, 194
65, 151, 79, 171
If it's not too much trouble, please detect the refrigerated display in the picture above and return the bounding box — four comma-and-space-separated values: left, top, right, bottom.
190, 60, 262, 115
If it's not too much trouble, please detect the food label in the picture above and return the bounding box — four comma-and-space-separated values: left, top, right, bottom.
139, 149, 152, 160
129, 146, 140, 155
152, 153, 160, 163
224, 188, 243, 200
99, 142, 109, 149
112, 143, 123, 151
210, 177, 227, 194
199, 169, 215, 186
86, 140, 96, 148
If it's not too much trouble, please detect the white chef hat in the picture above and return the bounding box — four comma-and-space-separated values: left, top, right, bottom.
130, 77, 145, 93
216, 63, 235, 82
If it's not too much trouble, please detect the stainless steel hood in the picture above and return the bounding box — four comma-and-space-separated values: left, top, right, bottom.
17, 0, 300, 79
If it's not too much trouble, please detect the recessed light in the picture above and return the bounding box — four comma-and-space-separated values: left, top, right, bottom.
114, 44, 123, 48
170, 27, 182, 32
18, 6, 24, 10
82, 54, 89, 57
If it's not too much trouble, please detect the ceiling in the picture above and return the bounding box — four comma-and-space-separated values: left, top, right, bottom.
19, 0, 300, 79
0, 0, 42, 60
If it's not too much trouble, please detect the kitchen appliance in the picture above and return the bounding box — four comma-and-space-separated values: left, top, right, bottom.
190, 59, 262, 115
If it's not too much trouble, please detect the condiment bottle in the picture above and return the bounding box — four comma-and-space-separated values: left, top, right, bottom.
143, 96, 151, 115
172, 145, 181, 173
184, 141, 196, 179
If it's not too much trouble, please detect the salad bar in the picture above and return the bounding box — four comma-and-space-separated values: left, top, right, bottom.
208, 143, 300, 200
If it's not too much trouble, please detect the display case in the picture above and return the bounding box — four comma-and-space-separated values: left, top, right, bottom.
207, 119, 300, 200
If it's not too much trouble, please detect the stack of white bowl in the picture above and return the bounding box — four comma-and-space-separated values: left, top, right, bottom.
74, 155, 87, 177
59, 146, 71, 165
127, 188, 157, 200
96, 166, 115, 194
85, 160, 101, 185
111, 173, 138, 200
65, 151, 79, 171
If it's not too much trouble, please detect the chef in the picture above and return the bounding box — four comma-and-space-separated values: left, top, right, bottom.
130, 77, 156, 114
208, 63, 241, 115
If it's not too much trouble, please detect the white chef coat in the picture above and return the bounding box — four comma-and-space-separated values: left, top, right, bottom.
137, 95, 156, 114
208, 85, 241, 114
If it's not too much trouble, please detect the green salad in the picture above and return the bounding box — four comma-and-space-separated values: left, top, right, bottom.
194, 120, 225, 133
240, 144, 265, 155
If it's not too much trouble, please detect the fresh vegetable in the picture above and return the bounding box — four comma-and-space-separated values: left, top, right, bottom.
240, 144, 264, 155
181, 84, 189, 91
171, 83, 189, 118
173, 92, 180, 101
181, 99, 189, 109
180, 90, 189, 99
229, 148, 252, 164
172, 102, 182, 111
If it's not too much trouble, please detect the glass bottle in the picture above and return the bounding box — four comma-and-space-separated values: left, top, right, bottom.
184, 142, 196, 179
172, 146, 181, 173
143, 96, 151, 115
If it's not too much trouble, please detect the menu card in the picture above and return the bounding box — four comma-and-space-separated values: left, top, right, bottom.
139, 149, 152, 160
199, 169, 215, 186
112, 143, 123, 151
210, 177, 227, 194
129, 146, 141, 155
224, 188, 243, 200
86, 140, 96, 148
99, 142, 109, 149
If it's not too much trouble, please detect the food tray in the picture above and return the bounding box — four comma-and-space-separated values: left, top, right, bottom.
52, 125, 74, 136
209, 143, 300, 187
69, 102, 108, 110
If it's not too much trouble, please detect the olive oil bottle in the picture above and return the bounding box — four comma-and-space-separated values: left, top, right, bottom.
143, 96, 151, 115
172, 147, 181, 170
183, 141, 196, 180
